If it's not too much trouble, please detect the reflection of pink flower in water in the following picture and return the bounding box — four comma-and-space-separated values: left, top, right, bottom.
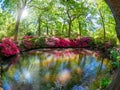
54, 50, 73, 58
57, 69, 71, 84
54, 52, 61, 57
94, 51, 100, 57
11, 54, 21, 65
63, 51, 71, 57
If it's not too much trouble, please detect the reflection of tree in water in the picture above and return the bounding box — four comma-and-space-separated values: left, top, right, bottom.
1, 49, 108, 90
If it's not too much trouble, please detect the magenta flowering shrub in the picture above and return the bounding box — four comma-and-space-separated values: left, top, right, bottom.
75, 37, 91, 48
104, 41, 112, 50
94, 40, 114, 51
70, 40, 78, 47
0, 38, 19, 57
19, 36, 92, 50
55, 38, 71, 47
46, 37, 56, 47
46, 37, 72, 47
45, 37, 91, 48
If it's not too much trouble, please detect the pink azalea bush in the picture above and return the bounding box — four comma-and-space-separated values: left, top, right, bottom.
103, 41, 113, 50
70, 40, 78, 47
46, 37, 56, 47
20, 36, 92, 50
94, 39, 114, 51
0, 38, 19, 57
75, 37, 91, 48
45, 37, 91, 48
54, 38, 71, 47
22, 36, 34, 49
46, 37, 72, 47
43, 37, 91, 48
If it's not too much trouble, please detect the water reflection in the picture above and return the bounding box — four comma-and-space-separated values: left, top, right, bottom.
2, 49, 107, 90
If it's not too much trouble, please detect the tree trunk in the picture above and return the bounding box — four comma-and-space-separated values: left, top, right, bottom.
98, 8, 106, 42
62, 24, 65, 34
116, 25, 120, 41
14, 0, 27, 41
106, 66, 120, 90
50, 28, 53, 36
105, 0, 120, 41
14, 8, 23, 41
46, 23, 49, 35
68, 22, 71, 37
78, 21, 82, 37
38, 15, 41, 36
104, 0, 120, 90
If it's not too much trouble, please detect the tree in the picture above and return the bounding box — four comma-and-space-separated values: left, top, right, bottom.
14, 0, 32, 41
0, 0, 117, 42
97, 4, 106, 41
59, 0, 88, 37
3, 0, 32, 41
105, 0, 120, 41
37, 15, 41, 36
30, 0, 56, 36
106, 66, 120, 90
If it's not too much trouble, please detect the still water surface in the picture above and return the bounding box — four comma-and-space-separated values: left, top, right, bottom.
1, 49, 108, 90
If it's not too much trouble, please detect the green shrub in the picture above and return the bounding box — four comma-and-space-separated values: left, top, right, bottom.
31, 36, 46, 48
0, 31, 7, 40
101, 77, 111, 89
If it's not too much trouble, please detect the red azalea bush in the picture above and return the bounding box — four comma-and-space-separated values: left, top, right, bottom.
0, 38, 19, 57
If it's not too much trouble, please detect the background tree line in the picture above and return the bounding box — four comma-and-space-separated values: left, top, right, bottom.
0, 0, 117, 42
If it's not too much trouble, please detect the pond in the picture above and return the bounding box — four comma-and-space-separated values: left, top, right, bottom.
1, 49, 110, 90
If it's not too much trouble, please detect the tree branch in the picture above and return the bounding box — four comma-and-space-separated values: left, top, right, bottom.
71, 14, 84, 21
66, 9, 71, 21
27, 0, 33, 4
29, 4, 41, 9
